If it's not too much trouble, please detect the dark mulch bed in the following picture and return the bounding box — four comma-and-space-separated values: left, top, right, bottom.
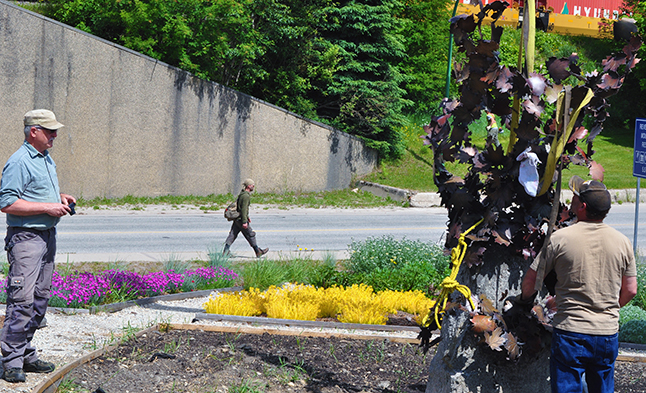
62, 328, 431, 392
58, 326, 646, 393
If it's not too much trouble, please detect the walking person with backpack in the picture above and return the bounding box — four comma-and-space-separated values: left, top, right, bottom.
223, 179, 269, 257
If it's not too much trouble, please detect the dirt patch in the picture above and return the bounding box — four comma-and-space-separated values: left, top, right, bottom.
58, 327, 646, 393
61, 328, 431, 392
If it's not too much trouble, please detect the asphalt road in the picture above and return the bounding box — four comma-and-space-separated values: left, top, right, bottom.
1, 203, 645, 263
52, 207, 452, 262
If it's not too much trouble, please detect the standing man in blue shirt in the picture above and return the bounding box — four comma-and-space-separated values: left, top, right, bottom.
0, 109, 76, 383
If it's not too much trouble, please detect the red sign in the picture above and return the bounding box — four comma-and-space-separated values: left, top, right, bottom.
477, 0, 624, 19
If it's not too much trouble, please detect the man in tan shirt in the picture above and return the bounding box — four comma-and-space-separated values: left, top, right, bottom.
520, 176, 637, 393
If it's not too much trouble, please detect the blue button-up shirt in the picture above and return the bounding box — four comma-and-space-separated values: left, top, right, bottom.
0, 141, 61, 229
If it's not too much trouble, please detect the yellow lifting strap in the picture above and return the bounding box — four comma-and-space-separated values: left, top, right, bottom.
425, 218, 484, 330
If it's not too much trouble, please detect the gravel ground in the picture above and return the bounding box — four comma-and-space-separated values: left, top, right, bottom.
0, 294, 421, 392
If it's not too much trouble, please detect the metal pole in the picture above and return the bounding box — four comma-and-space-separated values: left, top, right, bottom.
634, 178, 640, 257
444, 0, 461, 98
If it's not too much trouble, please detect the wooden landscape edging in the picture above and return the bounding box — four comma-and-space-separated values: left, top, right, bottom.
194, 313, 422, 332
169, 323, 423, 344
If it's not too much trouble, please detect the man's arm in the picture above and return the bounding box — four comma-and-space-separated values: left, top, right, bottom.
1, 198, 72, 217
521, 267, 538, 300
619, 275, 638, 307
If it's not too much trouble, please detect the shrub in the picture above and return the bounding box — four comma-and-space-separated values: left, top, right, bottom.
345, 236, 450, 295
632, 262, 646, 310
619, 305, 646, 327
203, 283, 435, 325
203, 291, 261, 317
618, 320, 646, 345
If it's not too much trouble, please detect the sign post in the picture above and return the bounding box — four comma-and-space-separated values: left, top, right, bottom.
632, 118, 646, 256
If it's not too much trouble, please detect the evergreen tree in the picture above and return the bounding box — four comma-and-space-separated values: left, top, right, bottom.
316, 0, 411, 158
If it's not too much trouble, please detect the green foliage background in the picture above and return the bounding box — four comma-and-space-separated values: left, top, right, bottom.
37, 0, 452, 159
27, 0, 645, 160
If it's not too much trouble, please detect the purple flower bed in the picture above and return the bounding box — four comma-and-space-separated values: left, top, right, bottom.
0, 266, 239, 309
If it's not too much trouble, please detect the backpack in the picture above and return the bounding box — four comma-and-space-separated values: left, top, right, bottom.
224, 201, 240, 221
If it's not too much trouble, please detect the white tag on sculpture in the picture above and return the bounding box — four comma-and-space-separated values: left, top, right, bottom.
516, 148, 541, 197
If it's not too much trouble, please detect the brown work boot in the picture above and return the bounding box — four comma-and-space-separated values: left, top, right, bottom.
255, 247, 269, 257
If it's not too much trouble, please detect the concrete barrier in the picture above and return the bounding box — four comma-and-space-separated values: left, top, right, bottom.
0, 1, 377, 198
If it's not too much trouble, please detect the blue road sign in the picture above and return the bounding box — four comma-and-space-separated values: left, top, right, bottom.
634, 118, 646, 179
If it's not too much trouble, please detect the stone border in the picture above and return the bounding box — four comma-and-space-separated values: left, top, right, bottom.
356, 181, 413, 203
86, 286, 242, 314
619, 342, 646, 352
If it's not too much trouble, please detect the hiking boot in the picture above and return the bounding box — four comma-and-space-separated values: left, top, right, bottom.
23, 359, 55, 373
3, 368, 26, 382
255, 247, 269, 257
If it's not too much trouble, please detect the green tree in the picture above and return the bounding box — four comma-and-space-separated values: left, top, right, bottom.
45, 0, 267, 91
42, 0, 414, 158
244, 0, 338, 119
397, 0, 453, 113
606, 0, 646, 127
316, 0, 411, 158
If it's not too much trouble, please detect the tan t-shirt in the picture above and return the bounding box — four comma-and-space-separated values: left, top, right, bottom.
531, 221, 636, 335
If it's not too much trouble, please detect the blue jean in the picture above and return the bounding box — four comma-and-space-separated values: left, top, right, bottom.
551, 328, 619, 393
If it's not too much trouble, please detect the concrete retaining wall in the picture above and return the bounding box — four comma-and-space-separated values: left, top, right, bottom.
0, 1, 377, 198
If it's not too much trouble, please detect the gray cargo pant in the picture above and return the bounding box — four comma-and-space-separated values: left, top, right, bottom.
1, 227, 56, 369
225, 220, 258, 249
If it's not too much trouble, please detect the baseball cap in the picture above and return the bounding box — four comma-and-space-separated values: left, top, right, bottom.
243, 179, 255, 187
568, 175, 611, 212
24, 109, 64, 130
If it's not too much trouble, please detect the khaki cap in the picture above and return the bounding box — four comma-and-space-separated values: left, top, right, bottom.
24, 109, 64, 130
243, 179, 255, 187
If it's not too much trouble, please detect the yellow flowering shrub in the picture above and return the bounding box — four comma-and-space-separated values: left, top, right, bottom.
319, 285, 344, 318
203, 291, 262, 316
336, 284, 388, 324
203, 283, 435, 325
376, 290, 436, 315
264, 284, 320, 320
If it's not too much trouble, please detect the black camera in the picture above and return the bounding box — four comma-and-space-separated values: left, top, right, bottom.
68, 202, 76, 216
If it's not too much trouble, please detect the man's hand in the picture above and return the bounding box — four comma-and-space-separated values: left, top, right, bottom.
60, 193, 76, 206
506, 292, 537, 313
242, 223, 248, 229
60, 193, 77, 215
44, 203, 72, 217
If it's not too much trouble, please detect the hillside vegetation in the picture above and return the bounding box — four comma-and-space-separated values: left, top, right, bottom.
21, 0, 644, 192
27, 0, 645, 163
